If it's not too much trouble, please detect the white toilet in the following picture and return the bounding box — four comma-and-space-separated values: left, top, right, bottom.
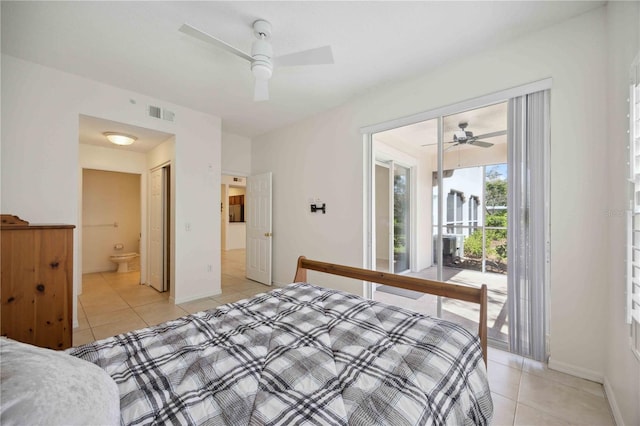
109, 252, 138, 273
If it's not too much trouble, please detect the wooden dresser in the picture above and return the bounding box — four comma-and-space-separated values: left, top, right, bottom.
1, 215, 75, 349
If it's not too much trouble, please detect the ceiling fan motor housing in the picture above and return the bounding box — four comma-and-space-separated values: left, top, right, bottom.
252, 20, 272, 39
251, 38, 273, 80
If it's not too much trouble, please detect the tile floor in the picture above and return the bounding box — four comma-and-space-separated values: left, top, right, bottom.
73, 250, 614, 425
73, 249, 270, 344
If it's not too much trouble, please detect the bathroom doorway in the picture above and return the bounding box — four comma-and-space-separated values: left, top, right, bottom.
81, 169, 141, 277
78, 114, 175, 296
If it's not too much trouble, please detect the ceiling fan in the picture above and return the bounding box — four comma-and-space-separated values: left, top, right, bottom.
422, 122, 507, 149
179, 20, 334, 102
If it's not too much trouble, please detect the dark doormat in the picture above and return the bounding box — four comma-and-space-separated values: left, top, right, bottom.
376, 285, 424, 300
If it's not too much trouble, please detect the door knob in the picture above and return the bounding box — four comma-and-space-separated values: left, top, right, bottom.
264, 232, 272, 237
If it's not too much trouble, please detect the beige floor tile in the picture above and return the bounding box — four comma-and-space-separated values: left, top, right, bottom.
514, 403, 573, 426
81, 273, 106, 285
488, 347, 524, 371
81, 280, 110, 291
522, 358, 604, 398
211, 292, 253, 305
118, 287, 168, 307
92, 317, 148, 341
75, 314, 91, 331
491, 393, 517, 426
518, 373, 614, 425
86, 307, 144, 328
225, 281, 269, 293
77, 303, 87, 319
239, 289, 269, 298
72, 328, 95, 347
178, 298, 223, 314
487, 360, 522, 400
133, 301, 188, 326
79, 286, 120, 299
81, 297, 131, 315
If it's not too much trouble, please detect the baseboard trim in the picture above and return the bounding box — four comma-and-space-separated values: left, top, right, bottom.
603, 376, 625, 426
547, 357, 604, 383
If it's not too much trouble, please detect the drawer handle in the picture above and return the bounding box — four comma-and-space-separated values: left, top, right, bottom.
36, 284, 45, 292
50, 261, 60, 269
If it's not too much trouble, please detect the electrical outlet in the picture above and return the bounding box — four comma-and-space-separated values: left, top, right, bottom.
185, 223, 191, 231
207, 264, 212, 273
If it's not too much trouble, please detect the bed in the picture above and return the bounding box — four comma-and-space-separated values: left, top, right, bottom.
1, 257, 492, 425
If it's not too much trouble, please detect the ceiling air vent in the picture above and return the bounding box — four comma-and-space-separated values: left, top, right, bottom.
148, 105, 162, 119
162, 109, 175, 122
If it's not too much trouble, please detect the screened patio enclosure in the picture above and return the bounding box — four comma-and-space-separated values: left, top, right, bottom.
372, 101, 510, 345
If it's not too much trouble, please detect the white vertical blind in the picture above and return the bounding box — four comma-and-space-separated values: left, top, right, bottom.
507, 90, 550, 362
627, 53, 640, 358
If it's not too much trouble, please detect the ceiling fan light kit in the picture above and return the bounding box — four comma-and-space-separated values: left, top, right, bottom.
421, 122, 506, 149
179, 18, 334, 102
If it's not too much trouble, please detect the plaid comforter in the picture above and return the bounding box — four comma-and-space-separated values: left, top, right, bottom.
70, 283, 493, 425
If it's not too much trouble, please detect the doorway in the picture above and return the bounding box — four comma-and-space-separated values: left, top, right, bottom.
221, 175, 248, 282
367, 85, 551, 360
371, 101, 510, 346
77, 114, 175, 296
81, 169, 141, 276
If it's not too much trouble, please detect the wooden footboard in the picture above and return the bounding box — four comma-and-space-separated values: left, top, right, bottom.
293, 256, 488, 365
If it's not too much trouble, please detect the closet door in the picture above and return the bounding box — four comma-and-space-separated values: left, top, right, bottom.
149, 167, 166, 292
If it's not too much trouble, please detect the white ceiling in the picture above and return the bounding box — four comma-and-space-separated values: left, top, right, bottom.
2, 1, 604, 138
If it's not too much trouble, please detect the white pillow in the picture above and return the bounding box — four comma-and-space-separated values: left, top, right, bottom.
0, 337, 120, 426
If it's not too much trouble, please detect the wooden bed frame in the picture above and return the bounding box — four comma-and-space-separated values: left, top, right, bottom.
293, 256, 488, 365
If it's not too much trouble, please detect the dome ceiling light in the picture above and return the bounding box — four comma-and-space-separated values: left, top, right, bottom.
103, 132, 137, 146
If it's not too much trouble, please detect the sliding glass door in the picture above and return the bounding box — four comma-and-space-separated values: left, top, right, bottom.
367, 85, 549, 359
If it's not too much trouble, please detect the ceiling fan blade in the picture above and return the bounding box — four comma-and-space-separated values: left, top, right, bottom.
254, 78, 269, 102
421, 141, 456, 147
472, 129, 507, 140
469, 140, 494, 148
274, 45, 334, 67
445, 143, 460, 152
179, 23, 253, 62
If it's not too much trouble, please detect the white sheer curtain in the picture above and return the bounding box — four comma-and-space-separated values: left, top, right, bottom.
507, 90, 550, 361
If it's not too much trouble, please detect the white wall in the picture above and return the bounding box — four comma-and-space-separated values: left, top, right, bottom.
604, 2, 640, 426
222, 131, 251, 176
1, 56, 222, 329
252, 3, 617, 392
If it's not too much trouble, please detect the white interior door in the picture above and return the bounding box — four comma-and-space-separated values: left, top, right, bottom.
246, 172, 272, 285
149, 167, 166, 292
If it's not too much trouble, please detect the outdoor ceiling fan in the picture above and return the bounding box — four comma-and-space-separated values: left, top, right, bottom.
179, 20, 334, 102
422, 122, 507, 150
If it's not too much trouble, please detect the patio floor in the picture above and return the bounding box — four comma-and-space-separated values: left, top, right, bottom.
374, 265, 508, 343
